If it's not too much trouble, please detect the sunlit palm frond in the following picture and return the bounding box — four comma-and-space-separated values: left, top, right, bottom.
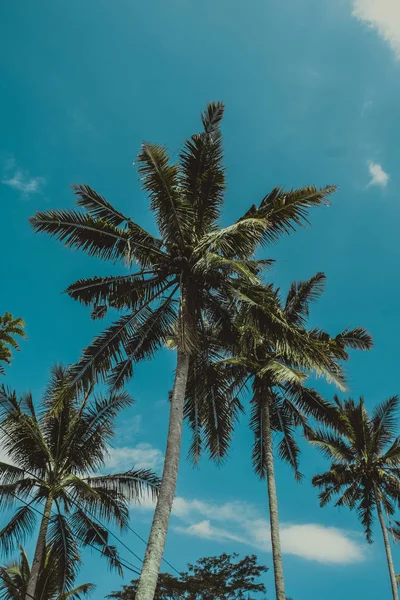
284, 272, 326, 327
180, 102, 225, 233
85, 470, 160, 502
240, 185, 336, 245
137, 143, 192, 246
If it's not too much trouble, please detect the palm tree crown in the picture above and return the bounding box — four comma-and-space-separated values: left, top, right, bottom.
0, 365, 160, 595
0, 545, 94, 600
310, 395, 400, 541
310, 396, 400, 600
29, 102, 335, 393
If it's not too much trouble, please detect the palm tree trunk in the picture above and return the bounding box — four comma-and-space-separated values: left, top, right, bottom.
375, 487, 399, 600
25, 493, 53, 600
264, 399, 286, 600
135, 349, 190, 600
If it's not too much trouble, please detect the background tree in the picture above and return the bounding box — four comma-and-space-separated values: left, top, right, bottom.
30, 101, 335, 600
185, 274, 372, 600
0, 545, 94, 600
0, 366, 160, 600
108, 553, 268, 600
310, 396, 400, 600
0, 313, 26, 375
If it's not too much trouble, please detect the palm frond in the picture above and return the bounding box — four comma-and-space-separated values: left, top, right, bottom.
284, 273, 326, 326
137, 143, 192, 245
85, 470, 160, 502
180, 102, 225, 231
29, 210, 134, 263
69, 282, 176, 392
73, 185, 130, 227
0, 506, 36, 556
239, 185, 336, 244
47, 512, 80, 593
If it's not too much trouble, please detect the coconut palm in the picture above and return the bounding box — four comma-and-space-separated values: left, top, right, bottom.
0, 366, 160, 600
0, 545, 94, 600
185, 274, 372, 600
0, 313, 26, 375
30, 101, 336, 600
310, 396, 400, 600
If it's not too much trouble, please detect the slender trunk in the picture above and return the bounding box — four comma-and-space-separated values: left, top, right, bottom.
375, 486, 399, 600
135, 349, 190, 600
25, 493, 53, 600
264, 399, 286, 600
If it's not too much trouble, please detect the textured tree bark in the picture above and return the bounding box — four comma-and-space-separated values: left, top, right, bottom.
135, 349, 190, 600
264, 399, 286, 600
375, 487, 399, 600
25, 493, 53, 600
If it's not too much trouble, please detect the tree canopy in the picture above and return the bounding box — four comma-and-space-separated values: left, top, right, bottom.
109, 553, 268, 600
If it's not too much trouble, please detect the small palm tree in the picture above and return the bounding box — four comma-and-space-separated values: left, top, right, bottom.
0, 545, 94, 600
0, 313, 26, 375
0, 366, 160, 600
310, 396, 400, 600
186, 274, 372, 600
30, 102, 336, 600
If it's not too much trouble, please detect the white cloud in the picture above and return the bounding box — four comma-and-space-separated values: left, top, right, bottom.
133, 495, 366, 565
368, 161, 389, 186
2, 159, 45, 196
175, 520, 248, 546
352, 0, 400, 59
104, 443, 164, 472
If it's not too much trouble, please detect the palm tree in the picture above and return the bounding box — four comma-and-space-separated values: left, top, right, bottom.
0, 366, 160, 600
185, 274, 372, 600
30, 101, 336, 600
0, 545, 94, 600
0, 313, 26, 375
310, 396, 400, 600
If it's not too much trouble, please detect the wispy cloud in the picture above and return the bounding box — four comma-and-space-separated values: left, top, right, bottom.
104, 443, 164, 472
133, 496, 366, 565
352, 0, 400, 59
2, 159, 45, 197
368, 161, 389, 186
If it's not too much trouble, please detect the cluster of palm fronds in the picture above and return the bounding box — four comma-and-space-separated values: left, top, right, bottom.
0, 102, 398, 600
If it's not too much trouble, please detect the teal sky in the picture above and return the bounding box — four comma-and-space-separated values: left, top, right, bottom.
2, 1, 400, 598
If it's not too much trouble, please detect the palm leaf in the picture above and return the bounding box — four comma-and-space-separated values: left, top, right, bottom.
0, 506, 36, 556
29, 210, 134, 264
137, 143, 192, 245
284, 272, 326, 326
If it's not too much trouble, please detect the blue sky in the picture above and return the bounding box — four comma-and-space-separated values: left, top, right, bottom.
1, 0, 400, 598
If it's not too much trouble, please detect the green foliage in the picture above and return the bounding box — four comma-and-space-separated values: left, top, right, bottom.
0, 366, 160, 590
184, 273, 372, 472
310, 396, 400, 543
30, 102, 336, 398
0, 545, 94, 600
108, 553, 268, 600
0, 313, 26, 375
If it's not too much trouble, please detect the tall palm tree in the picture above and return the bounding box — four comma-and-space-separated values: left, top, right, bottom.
30, 101, 336, 600
310, 396, 400, 600
0, 545, 94, 600
185, 274, 372, 600
0, 313, 26, 375
0, 366, 160, 600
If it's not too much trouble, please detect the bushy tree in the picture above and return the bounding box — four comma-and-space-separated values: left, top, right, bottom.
108, 553, 267, 599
